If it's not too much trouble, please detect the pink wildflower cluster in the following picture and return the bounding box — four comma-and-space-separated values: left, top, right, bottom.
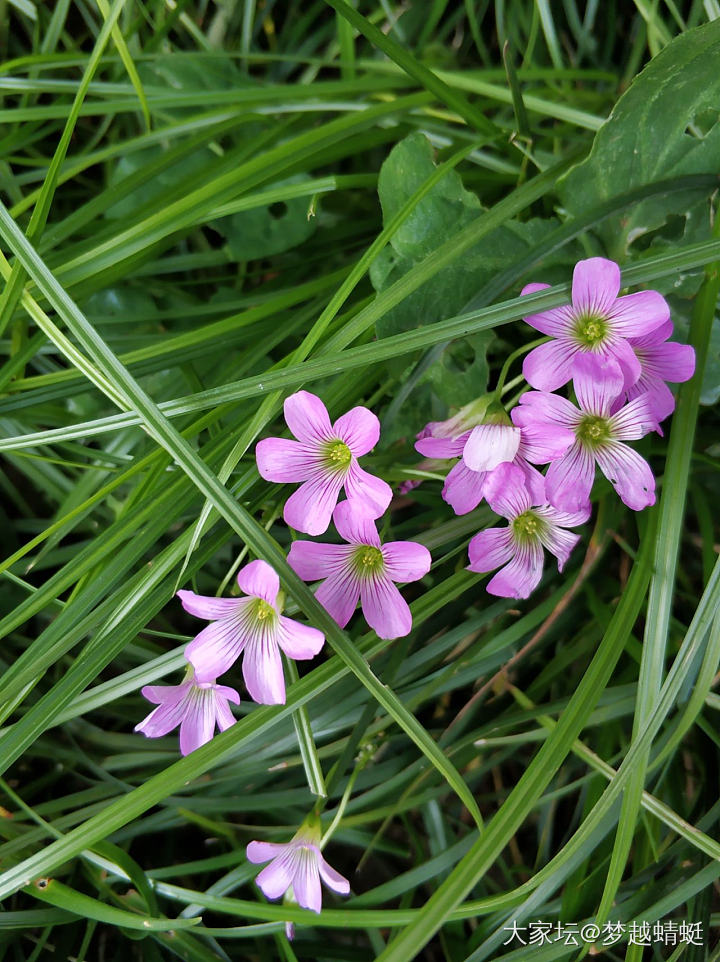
415, 257, 694, 600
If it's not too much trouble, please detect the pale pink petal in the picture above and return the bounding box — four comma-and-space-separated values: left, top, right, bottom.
606, 336, 642, 390
644, 340, 696, 382
462, 424, 520, 472
594, 442, 656, 511
415, 435, 467, 459
288, 541, 353, 581
317, 853, 350, 895
293, 850, 322, 913
512, 407, 576, 465
609, 394, 658, 440
333, 406, 380, 456
467, 527, 514, 572
382, 541, 432, 583
315, 571, 361, 628
516, 390, 579, 423
140, 683, 187, 707
627, 318, 673, 348
344, 461, 393, 518
277, 616, 325, 659
283, 471, 345, 535
360, 576, 412, 639
515, 457, 547, 504
536, 523, 581, 570
247, 841, 286, 864
255, 437, 317, 482
214, 697, 238, 732
176, 590, 241, 622
256, 853, 296, 900
243, 635, 285, 705
609, 290, 669, 336
333, 499, 381, 546
213, 683, 241, 704
521, 283, 575, 336
284, 391, 333, 443
486, 541, 544, 599
185, 616, 249, 681
135, 698, 188, 738
535, 502, 592, 529
545, 442, 595, 513
237, 559, 280, 605
523, 339, 580, 392
572, 354, 624, 416
443, 460, 490, 515
627, 378, 676, 422
571, 257, 620, 315
179, 693, 215, 755
484, 462, 532, 519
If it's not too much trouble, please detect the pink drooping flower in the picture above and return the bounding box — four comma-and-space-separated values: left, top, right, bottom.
623, 319, 696, 424
521, 257, 670, 392
467, 463, 589, 599
416, 422, 547, 515
181, 560, 324, 705
288, 500, 431, 640
247, 823, 350, 915
135, 669, 239, 755
512, 355, 658, 513
255, 390, 392, 535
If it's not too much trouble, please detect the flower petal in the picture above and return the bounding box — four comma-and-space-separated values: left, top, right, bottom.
442, 460, 489, 515
256, 853, 295, 900
288, 541, 353, 581
255, 437, 317, 483
315, 571, 361, 628
606, 336, 642, 390
643, 339, 696, 382
243, 635, 285, 705
572, 353, 624, 416
185, 613, 249, 681
523, 339, 579, 392
333, 499, 381, 546
515, 457, 547, 504
415, 434, 467, 459
545, 442, 595, 513
237, 559, 280, 605
214, 696, 238, 733
467, 527, 514, 573
382, 541, 432, 583
486, 541, 544, 599
333, 406, 380, 456
572, 257, 620, 315
140, 683, 186, 707
594, 442, 656, 511
135, 698, 188, 739
536, 523, 581, 571
176, 590, 241, 622
344, 461, 393, 519
609, 394, 658, 440
277, 616, 325, 659
318, 853, 350, 895
360, 576, 412, 639
627, 378, 676, 423
609, 290, 670, 337
293, 850, 322, 913
484, 462, 532, 519
247, 841, 286, 864
462, 424, 520, 473
179, 692, 215, 755
283, 471, 345, 536
521, 283, 575, 336
284, 391, 333, 443
512, 406, 576, 465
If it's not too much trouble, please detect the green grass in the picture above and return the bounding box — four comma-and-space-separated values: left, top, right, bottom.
1, 2, 719, 961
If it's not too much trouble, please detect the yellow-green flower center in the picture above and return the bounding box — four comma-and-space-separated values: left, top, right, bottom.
512, 510, 543, 542
577, 414, 611, 448
253, 598, 276, 622
352, 545, 384, 577
323, 440, 352, 471
573, 312, 608, 348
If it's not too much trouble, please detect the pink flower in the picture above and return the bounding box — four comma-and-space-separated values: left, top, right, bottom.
288, 500, 431, 640
467, 464, 589, 599
416, 422, 547, 515
247, 824, 350, 914
521, 257, 670, 392
623, 319, 696, 424
513, 355, 658, 513
181, 560, 324, 705
256, 390, 392, 535
135, 669, 239, 755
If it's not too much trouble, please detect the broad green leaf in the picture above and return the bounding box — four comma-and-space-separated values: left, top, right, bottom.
559, 18, 720, 259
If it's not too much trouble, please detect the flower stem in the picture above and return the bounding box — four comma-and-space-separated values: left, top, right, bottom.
494, 335, 549, 395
